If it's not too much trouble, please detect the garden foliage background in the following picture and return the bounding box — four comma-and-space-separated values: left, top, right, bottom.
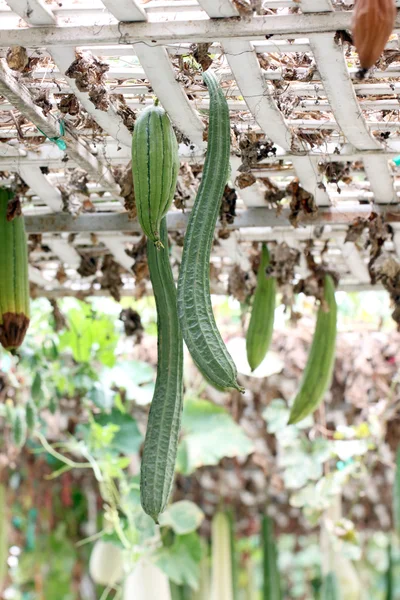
0, 290, 399, 599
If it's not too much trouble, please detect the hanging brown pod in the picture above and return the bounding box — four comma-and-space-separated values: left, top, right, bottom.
352, 0, 396, 74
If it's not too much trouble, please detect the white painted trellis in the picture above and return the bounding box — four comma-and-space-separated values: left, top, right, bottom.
0, 0, 399, 296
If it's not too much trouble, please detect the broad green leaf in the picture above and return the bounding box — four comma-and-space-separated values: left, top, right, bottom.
176, 398, 253, 475
159, 501, 204, 535
94, 409, 142, 455
58, 302, 118, 367
87, 382, 115, 411
100, 360, 155, 405
156, 532, 202, 590
263, 399, 289, 434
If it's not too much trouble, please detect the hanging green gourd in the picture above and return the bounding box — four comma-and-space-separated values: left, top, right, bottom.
131, 102, 179, 247
0, 189, 30, 351
246, 244, 276, 372
288, 274, 337, 425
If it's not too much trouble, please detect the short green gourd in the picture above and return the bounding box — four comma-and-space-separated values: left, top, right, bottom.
131, 104, 179, 247
177, 70, 243, 393
246, 244, 276, 372
288, 275, 337, 425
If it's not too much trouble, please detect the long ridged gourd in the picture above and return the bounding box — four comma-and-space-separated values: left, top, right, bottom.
0, 189, 30, 351
288, 274, 337, 425
246, 244, 276, 372
262, 515, 282, 600
140, 217, 184, 523
177, 70, 243, 393
131, 104, 179, 247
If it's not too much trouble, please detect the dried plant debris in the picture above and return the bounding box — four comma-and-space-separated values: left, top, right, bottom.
6, 197, 22, 221
295, 241, 339, 303
262, 177, 286, 207
126, 236, 149, 291
232, 0, 253, 16
77, 254, 99, 277
113, 165, 136, 219
345, 213, 392, 282
111, 95, 136, 132
237, 131, 277, 172
60, 189, 82, 217
319, 161, 352, 193
192, 43, 213, 72
219, 185, 237, 238
49, 299, 67, 332
28, 234, 42, 254
228, 264, 252, 303
270, 242, 300, 285
286, 179, 318, 227
373, 256, 400, 325
55, 265, 68, 285
99, 255, 123, 302
6, 46, 29, 72
174, 163, 198, 211
236, 172, 256, 190
65, 51, 110, 111
58, 94, 80, 116
32, 89, 52, 116
120, 308, 143, 341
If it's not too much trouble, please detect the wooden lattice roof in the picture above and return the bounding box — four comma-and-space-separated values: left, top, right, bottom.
0, 0, 400, 297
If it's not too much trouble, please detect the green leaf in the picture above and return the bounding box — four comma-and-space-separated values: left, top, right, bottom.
87, 382, 115, 411
176, 398, 253, 475
263, 399, 289, 433
94, 409, 143, 455
100, 360, 155, 405
58, 302, 118, 367
156, 533, 202, 590
159, 501, 204, 535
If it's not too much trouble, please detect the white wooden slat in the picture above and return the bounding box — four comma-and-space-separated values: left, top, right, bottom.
4, 3, 134, 150
224, 39, 330, 205
98, 237, 134, 272
51, 47, 132, 148
23, 203, 381, 235
341, 242, 371, 284
0, 59, 121, 199
362, 155, 396, 205
47, 239, 81, 269
14, 165, 81, 267
100, 0, 147, 21
301, 1, 396, 206
300, 0, 333, 11
307, 34, 380, 152
0, 12, 357, 48
16, 166, 62, 213
291, 156, 330, 206
29, 265, 49, 287
5, 0, 55, 25
133, 45, 205, 147
197, 0, 238, 18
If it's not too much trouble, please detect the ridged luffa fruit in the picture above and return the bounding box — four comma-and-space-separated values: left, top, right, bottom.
131, 103, 179, 247
288, 275, 337, 425
352, 0, 396, 74
0, 189, 30, 351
